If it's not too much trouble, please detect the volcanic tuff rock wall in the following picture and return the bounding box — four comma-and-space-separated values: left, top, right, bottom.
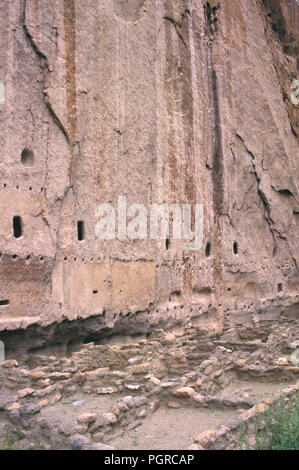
0, 0, 298, 346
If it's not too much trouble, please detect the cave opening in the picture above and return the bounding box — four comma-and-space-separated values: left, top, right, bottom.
278, 283, 283, 293
205, 242, 211, 257
77, 221, 84, 241
21, 148, 34, 167
13, 216, 22, 239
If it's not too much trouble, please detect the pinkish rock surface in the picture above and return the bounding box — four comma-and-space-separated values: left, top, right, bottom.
0, 0, 298, 354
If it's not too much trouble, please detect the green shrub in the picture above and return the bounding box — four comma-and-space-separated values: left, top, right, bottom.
1, 432, 21, 450
238, 391, 299, 450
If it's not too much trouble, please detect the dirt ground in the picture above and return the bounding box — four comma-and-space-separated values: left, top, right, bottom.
39, 392, 125, 427
108, 378, 296, 450
109, 406, 235, 450
30, 376, 298, 450
217, 378, 294, 399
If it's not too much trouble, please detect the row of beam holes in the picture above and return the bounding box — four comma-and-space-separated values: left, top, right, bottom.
2, 184, 40, 191
63, 256, 102, 262
0, 254, 44, 262
1, 254, 108, 263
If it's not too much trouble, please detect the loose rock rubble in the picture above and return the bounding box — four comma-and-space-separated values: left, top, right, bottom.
0, 314, 298, 450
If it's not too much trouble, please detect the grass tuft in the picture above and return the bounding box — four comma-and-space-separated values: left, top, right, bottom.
238, 391, 299, 450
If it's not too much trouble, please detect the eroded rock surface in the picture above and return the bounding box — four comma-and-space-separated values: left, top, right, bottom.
0, 1, 298, 349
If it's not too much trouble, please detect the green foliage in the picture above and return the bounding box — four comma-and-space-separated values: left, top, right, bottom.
1, 432, 21, 450
131, 433, 139, 447
236, 421, 250, 450
238, 391, 299, 450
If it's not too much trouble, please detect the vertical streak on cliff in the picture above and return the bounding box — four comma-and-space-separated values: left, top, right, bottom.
211, 70, 224, 215
181, 11, 196, 295
211, 68, 224, 331
63, 0, 77, 185
205, 0, 224, 332
163, 1, 197, 294
188, 10, 202, 295
180, 14, 196, 209
5, 0, 16, 169
164, 21, 178, 199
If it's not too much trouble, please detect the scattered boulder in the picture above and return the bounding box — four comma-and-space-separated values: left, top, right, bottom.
77, 413, 97, 425
70, 434, 90, 450
102, 413, 117, 425
172, 387, 195, 398
194, 429, 219, 448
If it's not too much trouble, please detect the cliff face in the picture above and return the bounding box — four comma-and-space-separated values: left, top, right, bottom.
0, 0, 298, 350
